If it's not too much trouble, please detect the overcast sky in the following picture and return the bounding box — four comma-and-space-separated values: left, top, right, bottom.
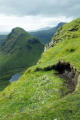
0, 0, 80, 33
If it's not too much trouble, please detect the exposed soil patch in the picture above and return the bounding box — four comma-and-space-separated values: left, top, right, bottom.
55, 61, 79, 93
35, 60, 80, 93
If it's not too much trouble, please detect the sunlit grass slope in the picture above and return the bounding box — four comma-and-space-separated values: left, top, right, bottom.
0, 18, 80, 120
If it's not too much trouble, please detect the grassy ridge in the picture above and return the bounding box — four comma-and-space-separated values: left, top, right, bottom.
0, 18, 80, 120
0, 27, 44, 91
40, 18, 80, 70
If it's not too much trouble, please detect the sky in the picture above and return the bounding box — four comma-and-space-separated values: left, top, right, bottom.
0, 0, 80, 33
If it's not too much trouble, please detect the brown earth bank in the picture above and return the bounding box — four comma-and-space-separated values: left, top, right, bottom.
35, 60, 80, 94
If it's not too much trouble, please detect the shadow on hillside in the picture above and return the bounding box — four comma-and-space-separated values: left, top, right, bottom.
0, 80, 9, 91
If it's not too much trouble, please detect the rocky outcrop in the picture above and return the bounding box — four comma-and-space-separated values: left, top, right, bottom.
54, 61, 80, 92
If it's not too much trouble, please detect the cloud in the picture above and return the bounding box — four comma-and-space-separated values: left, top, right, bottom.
0, 15, 73, 32
0, 0, 79, 32
0, 0, 80, 17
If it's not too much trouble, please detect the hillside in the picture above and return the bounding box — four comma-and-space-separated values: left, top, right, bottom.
0, 18, 80, 120
0, 35, 7, 46
31, 22, 65, 44
0, 27, 44, 91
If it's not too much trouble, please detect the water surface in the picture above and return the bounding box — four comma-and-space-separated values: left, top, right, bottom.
9, 73, 21, 83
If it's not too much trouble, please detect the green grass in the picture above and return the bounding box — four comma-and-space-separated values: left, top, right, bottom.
0, 18, 80, 120
38, 18, 80, 70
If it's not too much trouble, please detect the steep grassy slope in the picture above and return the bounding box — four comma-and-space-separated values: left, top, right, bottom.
0, 27, 44, 91
0, 18, 80, 120
31, 22, 65, 44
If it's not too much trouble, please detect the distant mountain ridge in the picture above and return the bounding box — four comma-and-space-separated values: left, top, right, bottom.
31, 22, 66, 44
0, 22, 66, 46
0, 35, 7, 46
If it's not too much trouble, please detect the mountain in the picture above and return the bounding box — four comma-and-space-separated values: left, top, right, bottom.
0, 18, 80, 120
0, 35, 7, 46
0, 22, 65, 46
31, 22, 66, 44
0, 27, 44, 90
36, 26, 52, 31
